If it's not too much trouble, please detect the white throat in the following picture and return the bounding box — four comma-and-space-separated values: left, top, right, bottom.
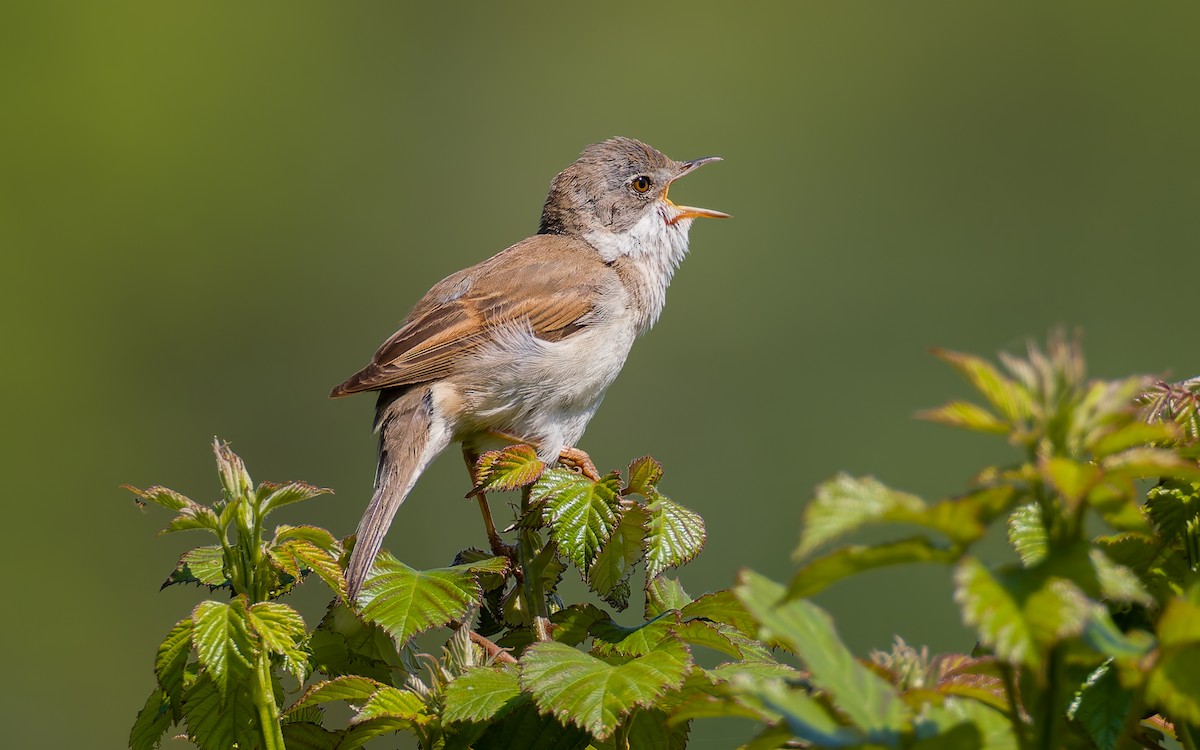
584, 205, 694, 334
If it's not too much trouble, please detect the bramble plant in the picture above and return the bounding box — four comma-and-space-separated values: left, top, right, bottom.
130, 334, 1200, 749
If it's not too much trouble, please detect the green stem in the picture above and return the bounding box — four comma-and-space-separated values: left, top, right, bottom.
1037, 646, 1063, 750
999, 661, 1029, 750
518, 486, 551, 640
1181, 723, 1199, 750
252, 651, 285, 750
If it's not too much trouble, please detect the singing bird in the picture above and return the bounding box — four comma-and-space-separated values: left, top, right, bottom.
331, 137, 727, 596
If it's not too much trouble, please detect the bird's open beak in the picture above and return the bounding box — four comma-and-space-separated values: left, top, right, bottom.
664, 156, 730, 224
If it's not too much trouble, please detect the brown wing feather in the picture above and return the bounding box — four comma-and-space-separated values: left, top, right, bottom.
330, 235, 608, 397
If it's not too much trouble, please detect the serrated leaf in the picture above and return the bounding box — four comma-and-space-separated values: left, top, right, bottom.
590, 612, 678, 656
161, 504, 222, 535
787, 536, 956, 599
1145, 479, 1200, 542
182, 672, 259, 750
472, 444, 546, 494
954, 556, 1097, 667
273, 524, 339, 551
735, 570, 910, 733
705, 660, 803, 684
126, 484, 196, 512
1068, 661, 1130, 750
155, 617, 193, 715
357, 552, 493, 647
469, 701, 592, 750
256, 480, 332, 514
797, 475, 928, 558
1088, 548, 1153, 606
680, 589, 758, 638
443, 665, 523, 723
163, 545, 229, 589
1103, 447, 1200, 484
589, 504, 647, 606
549, 603, 609, 647
672, 619, 745, 659
625, 456, 664, 496
130, 688, 173, 750
248, 602, 308, 684
270, 539, 347, 600
1008, 503, 1047, 566
931, 348, 1031, 422
281, 721, 341, 750
354, 684, 429, 722
519, 639, 692, 740
917, 401, 1009, 434
644, 493, 705, 579
646, 576, 692, 618
191, 598, 256, 698
533, 468, 621, 571
309, 601, 401, 681
288, 676, 386, 713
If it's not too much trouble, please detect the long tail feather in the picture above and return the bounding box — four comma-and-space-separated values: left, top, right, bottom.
346, 386, 446, 599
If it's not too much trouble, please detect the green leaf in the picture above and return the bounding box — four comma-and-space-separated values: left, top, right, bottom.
1103, 447, 1200, 484
130, 688, 173, 750
625, 456, 664, 496
787, 536, 957, 599
281, 721, 341, 750
1145, 586, 1200, 724
1007, 503, 1047, 566
182, 672, 259, 750
191, 598, 256, 698
590, 612, 678, 657
256, 480, 332, 514
917, 401, 1009, 434
443, 665, 523, 723
342, 686, 429, 746
954, 556, 1096, 667
309, 601, 401, 681
549, 603, 610, 647
797, 474, 928, 557
163, 545, 229, 589
1068, 661, 1131, 750
270, 539, 347, 599
645, 576, 692, 618
1041, 456, 1101, 509
273, 524, 340, 551
737, 677, 864, 747
519, 639, 692, 740
125, 484, 196, 512
1088, 548, 1153, 607
672, 619, 745, 659
930, 348, 1031, 422
247, 602, 308, 683
735, 570, 910, 733
1145, 479, 1200, 542
533, 468, 621, 571
288, 675, 387, 713
644, 493, 706, 579
357, 552, 495, 646
472, 444, 546, 494
589, 504, 647, 607
468, 701, 591, 750
154, 617, 193, 715
160, 503, 222, 535
680, 589, 758, 638
1090, 421, 1180, 458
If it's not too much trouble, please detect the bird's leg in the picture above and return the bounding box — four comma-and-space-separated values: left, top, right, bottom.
558, 446, 602, 482
462, 446, 516, 559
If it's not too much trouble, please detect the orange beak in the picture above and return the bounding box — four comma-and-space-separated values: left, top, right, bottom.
664, 156, 730, 225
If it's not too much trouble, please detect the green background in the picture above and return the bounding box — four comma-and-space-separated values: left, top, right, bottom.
4, 2, 1199, 747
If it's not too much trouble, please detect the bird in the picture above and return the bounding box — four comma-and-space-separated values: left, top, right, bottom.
330, 137, 727, 597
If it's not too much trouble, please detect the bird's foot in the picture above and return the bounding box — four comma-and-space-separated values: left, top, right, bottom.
558, 446, 602, 482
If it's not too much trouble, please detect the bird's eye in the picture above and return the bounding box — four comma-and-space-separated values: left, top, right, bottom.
630, 175, 652, 194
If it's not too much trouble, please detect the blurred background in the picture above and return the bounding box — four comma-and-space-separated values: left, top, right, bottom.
3, 2, 1199, 747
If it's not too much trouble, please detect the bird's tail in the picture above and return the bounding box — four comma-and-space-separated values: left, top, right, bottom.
345, 385, 446, 599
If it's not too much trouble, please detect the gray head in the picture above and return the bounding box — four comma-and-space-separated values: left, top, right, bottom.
538, 137, 727, 236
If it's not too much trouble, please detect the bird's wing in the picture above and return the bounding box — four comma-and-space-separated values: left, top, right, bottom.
330, 235, 609, 397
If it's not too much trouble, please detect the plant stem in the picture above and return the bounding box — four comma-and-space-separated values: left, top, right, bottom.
518, 486, 551, 640
252, 651, 285, 750
999, 661, 1030, 750
1180, 723, 1199, 750
1038, 646, 1063, 750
